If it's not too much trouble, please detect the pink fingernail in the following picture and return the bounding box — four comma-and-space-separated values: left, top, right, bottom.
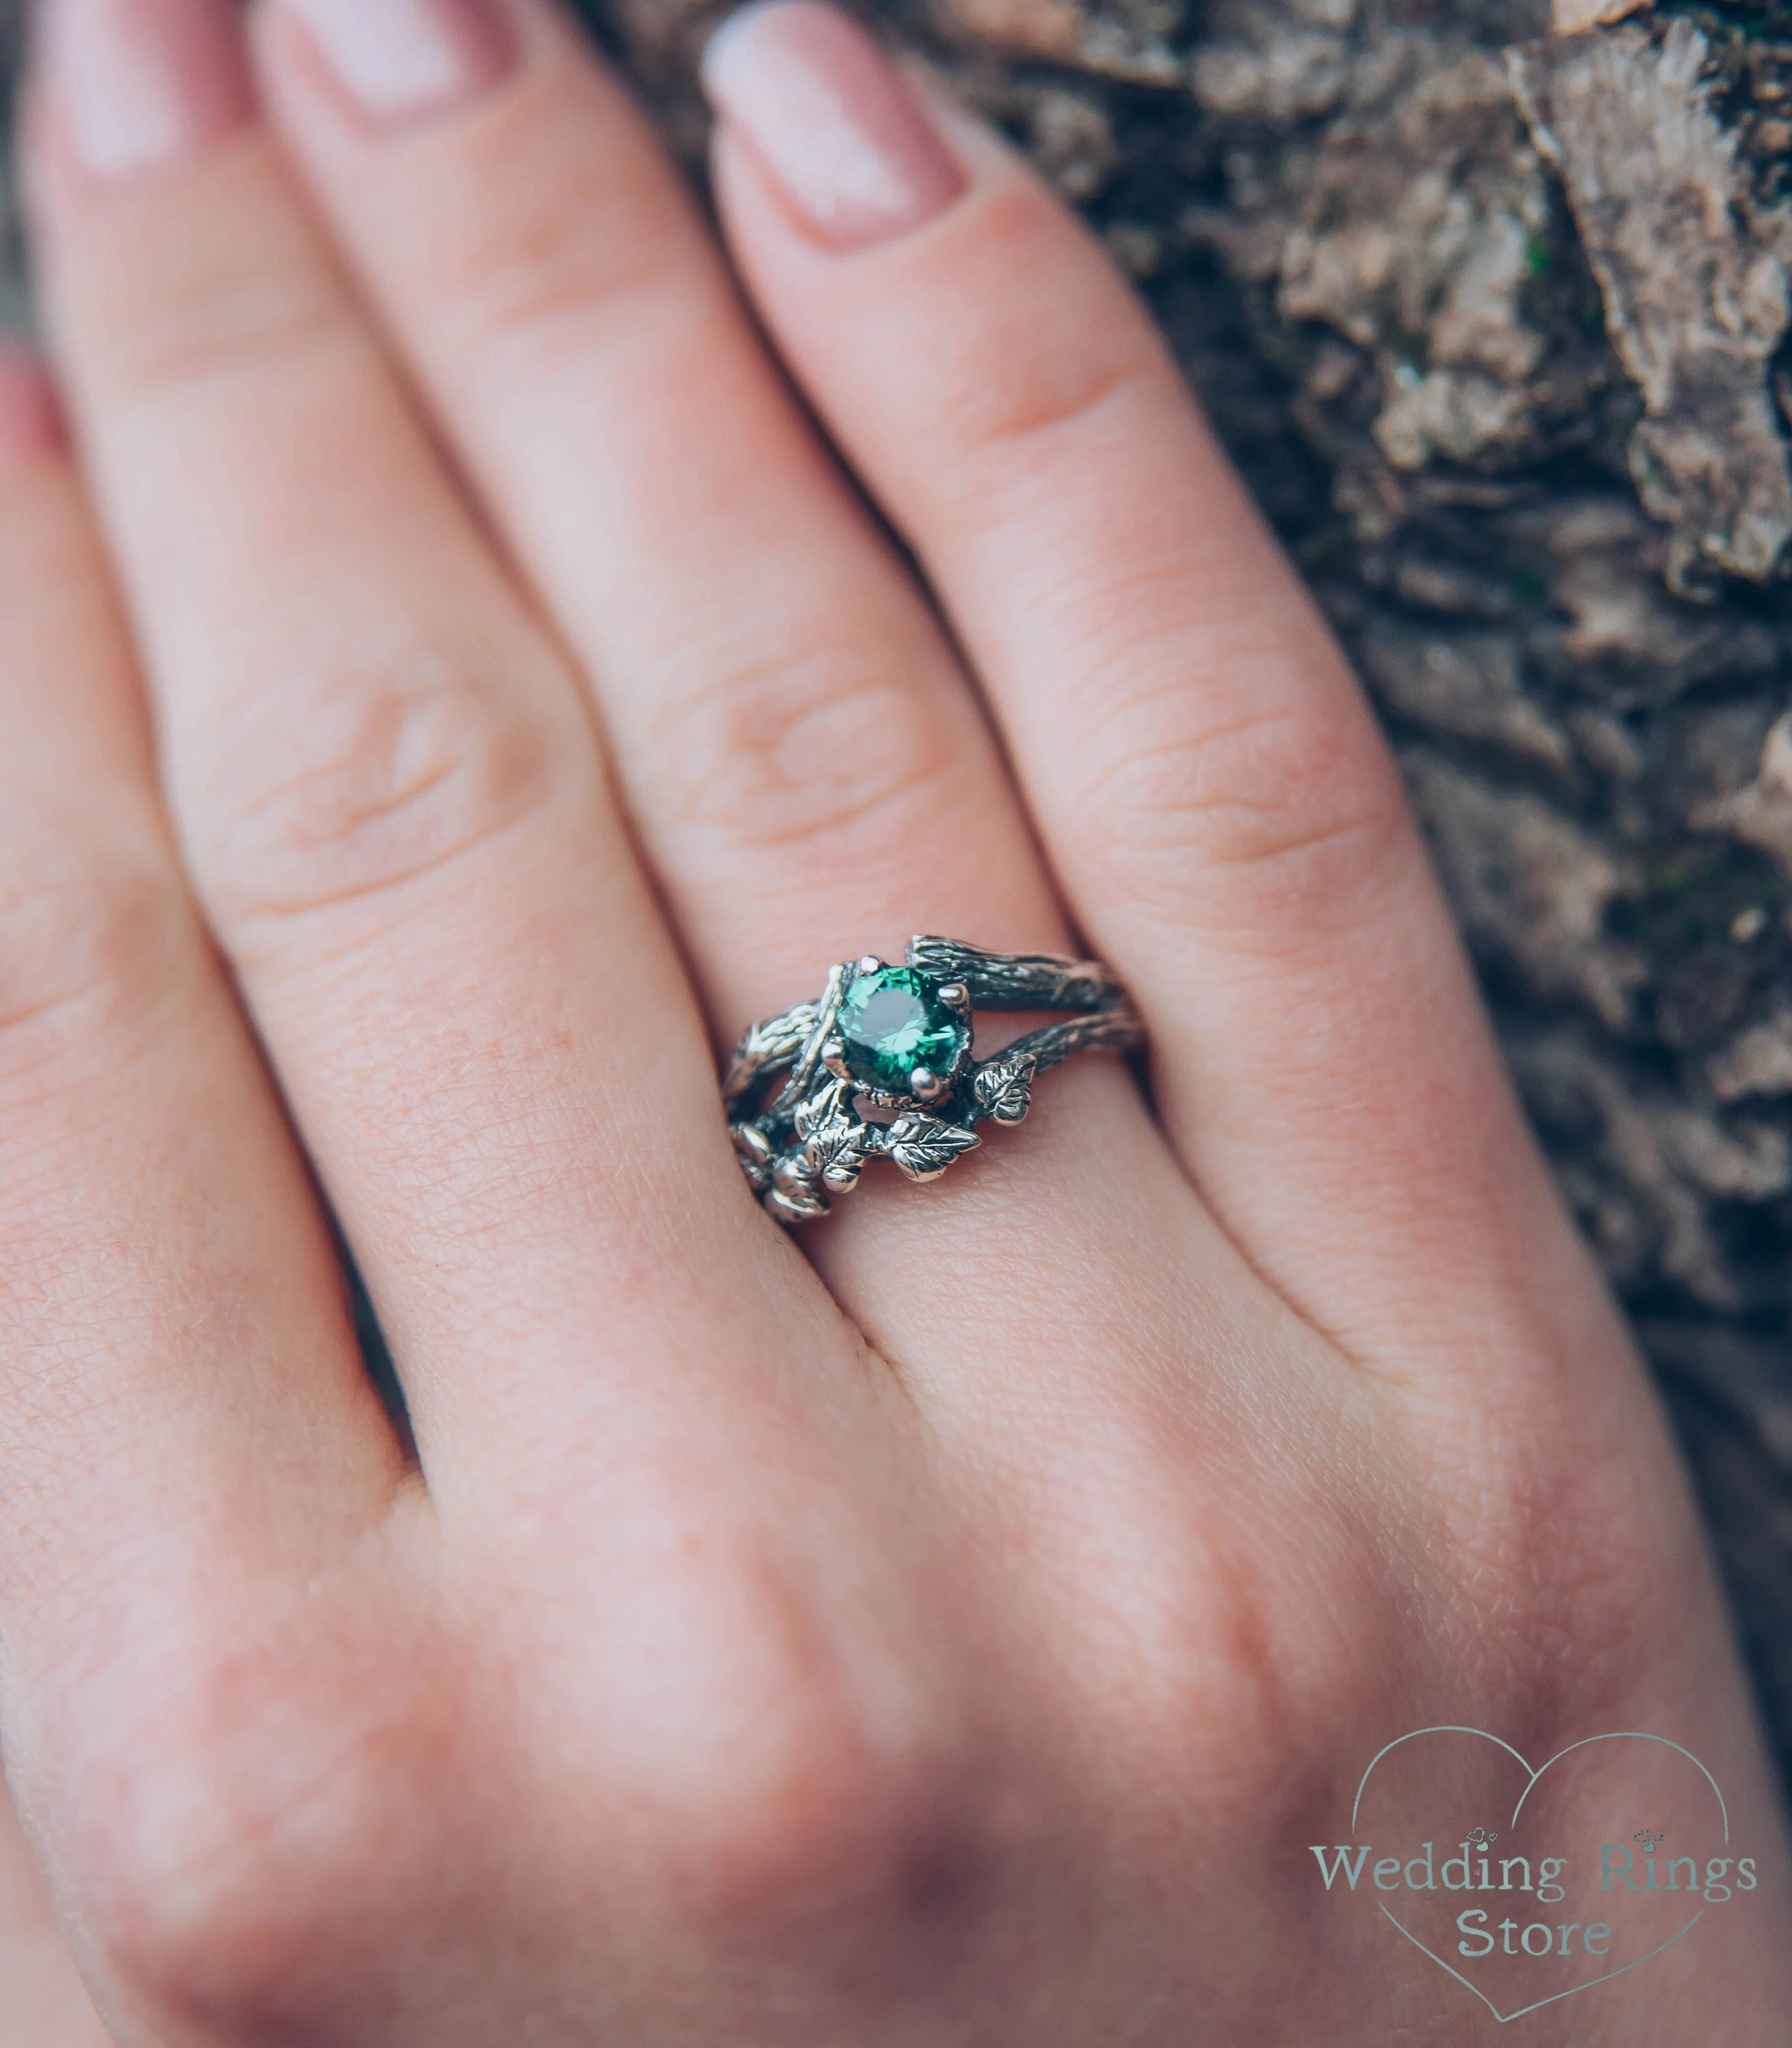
0, 343, 66, 471
280, 0, 518, 127
35, 0, 253, 182
702, 2, 965, 252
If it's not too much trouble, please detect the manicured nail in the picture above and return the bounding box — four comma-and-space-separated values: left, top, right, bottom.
281, 0, 518, 126
35, 0, 253, 182
0, 343, 66, 472
702, 1, 965, 252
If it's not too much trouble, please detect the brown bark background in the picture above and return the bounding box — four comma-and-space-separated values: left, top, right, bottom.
5, 0, 1792, 1793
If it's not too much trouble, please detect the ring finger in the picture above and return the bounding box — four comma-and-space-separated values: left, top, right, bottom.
251, 0, 1246, 1399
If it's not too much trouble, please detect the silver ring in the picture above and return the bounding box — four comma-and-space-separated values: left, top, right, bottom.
724, 936, 1146, 1225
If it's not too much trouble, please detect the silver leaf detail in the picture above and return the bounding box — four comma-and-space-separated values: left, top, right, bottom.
804, 1118, 870, 1189
887, 1115, 982, 1183
793, 1074, 851, 1141
973, 1055, 1038, 1125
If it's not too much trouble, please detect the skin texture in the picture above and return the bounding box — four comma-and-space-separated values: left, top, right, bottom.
0, 1, 1788, 2042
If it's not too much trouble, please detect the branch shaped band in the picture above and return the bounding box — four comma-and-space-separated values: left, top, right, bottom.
723, 937, 1146, 1225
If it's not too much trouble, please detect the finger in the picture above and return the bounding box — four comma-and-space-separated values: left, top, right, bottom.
701, 4, 1623, 1376
248, 0, 1237, 1397
0, 343, 398, 1797
26, 0, 842, 1492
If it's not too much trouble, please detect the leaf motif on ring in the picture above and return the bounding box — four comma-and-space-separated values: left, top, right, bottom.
973, 1055, 1038, 1126
886, 1115, 982, 1184
804, 1118, 871, 1191
794, 1074, 851, 1141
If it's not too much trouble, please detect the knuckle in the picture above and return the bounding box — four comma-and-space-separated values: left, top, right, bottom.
644, 642, 961, 862
1075, 681, 1411, 940
436, 172, 684, 362
423, 81, 698, 362
0, 826, 195, 1078
70, 1626, 451, 2029
595, 1560, 999, 1961
104, 272, 350, 411
1047, 1436, 1391, 1835
72, 150, 354, 412
1051, 1443, 1315, 1763
194, 646, 568, 937
80, 190, 352, 410
913, 193, 1165, 480
1425, 1384, 1668, 1736
947, 344, 1156, 477
663, 1715, 978, 1948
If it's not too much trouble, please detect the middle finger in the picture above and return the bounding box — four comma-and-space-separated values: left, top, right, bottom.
28, 0, 855, 1495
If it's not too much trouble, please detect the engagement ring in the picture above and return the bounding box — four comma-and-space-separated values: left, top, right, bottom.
724, 937, 1146, 1225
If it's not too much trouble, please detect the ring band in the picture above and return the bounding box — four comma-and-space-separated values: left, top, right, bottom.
724, 936, 1146, 1225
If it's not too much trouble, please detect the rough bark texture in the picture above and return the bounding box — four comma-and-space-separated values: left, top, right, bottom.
3, 0, 1791, 1791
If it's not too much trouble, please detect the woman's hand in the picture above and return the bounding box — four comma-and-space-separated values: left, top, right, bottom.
1, 1, 1787, 2041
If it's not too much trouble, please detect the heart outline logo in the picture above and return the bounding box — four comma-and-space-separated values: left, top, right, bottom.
1352, 1727, 1727, 2024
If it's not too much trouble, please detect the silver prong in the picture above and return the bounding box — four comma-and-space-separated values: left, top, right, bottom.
857, 954, 883, 976
939, 983, 970, 1009
910, 1067, 947, 1103
820, 1036, 849, 1079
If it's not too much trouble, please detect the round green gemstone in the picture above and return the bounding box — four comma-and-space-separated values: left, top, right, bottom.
838, 967, 969, 1096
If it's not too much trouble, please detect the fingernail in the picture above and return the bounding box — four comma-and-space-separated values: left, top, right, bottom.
0, 343, 66, 472
34, 0, 253, 182
280, 0, 519, 127
702, 2, 965, 252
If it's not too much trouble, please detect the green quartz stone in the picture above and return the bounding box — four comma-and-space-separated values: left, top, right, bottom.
838, 967, 969, 1096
